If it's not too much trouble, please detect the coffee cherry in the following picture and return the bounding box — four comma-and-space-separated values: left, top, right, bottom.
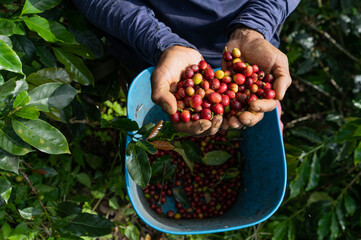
201, 80, 210, 90
186, 87, 195, 96
198, 60, 208, 71
190, 95, 202, 108
264, 89, 276, 99
204, 68, 215, 80
181, 110, 191, 122
215, 70, 225, 79
228, 83, 238, 93
201, 109, 212, 120
212, 103, 224, 115
184, 68, 194, 79
230, 100, 242, 111
233, 73, 245, 85
248, 94, 258, 104
232, 48, 241, 58
201, 99, 212, 109
171, 112, 181, 123
190, 64, 199, 73
221, 76, 232, 84
252, 65, 259, 73
263, 82, 272, 91
223, 51, 233, 61
264, 74, 274, 83
183, 79, 195, 88
193, 73, 203, 85
242, 65, 253, 77
233, 61, 246, 73
177, 101, 185, 110
225, 90, 236, 99
208, 92, 222, 104
210, 78, 221, 90
192, 113, 201, 121
217, 83, 228, 94
196, 88, 206, 99
177, 88, 186, 99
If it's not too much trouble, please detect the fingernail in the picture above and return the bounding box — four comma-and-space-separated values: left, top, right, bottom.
245, 119, 251, 125
252, 106, 260, 111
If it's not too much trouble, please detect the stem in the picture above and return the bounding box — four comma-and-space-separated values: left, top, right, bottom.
306, 21, 361, 65
68, 118, 100, 126
335, 169, 361, 202
92, 196, 104, 212
19, 169, 52, 223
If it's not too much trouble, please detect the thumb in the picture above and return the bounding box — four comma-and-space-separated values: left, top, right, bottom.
151, 75, 177, 115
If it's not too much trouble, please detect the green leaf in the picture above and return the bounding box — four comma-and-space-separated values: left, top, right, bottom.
182, 140, 202, 163
0, 35, 12, 47
100, 117, 139, 132
13, 91, 30, 109
11, 35, 36, 62
36, 46, 56, 67
306, 153, 320, 191
151, 155, 171, 177
223, 168, 239, 180
2, 222, 12, 239
48, 84, 77, 110
13, 79, 28, 96
124, 224, 140, 240
172, 188, 189, 207
76, 173, 91, 188
272, 221, 288, 240
12, 118, 70, 154
202, 150, 231, 165
0, 177, 12, 203
288, 221, 296, 240
27, 82, 61, 112
135, 140, 157, 155
334, 118, 361, 142
173, 141, 194, 173
27, 67, 72, 86
18, 207, 42, 220
317, 212, 331, 240
53, 47, 93, 86
0, 40, 23, 74
0, 127, 31, 156
108, 196, 120, 210
289, 159, 310, 199
335, 199, 346, 231
330, 212, 339, 240
59, 43, 97, 60
0, 18, 16, 36
21, 0, 62, 15
23, 16, 77, 44
14, 106, 40, 120
291, 127, 323, 144
0, 151, 19, 173
354, 141, 361, 165
126, 143, 151, 188
344, 193, 356, 216
63, 213, 114, 237
307, 192, 333, 205
56, 202, 82, 218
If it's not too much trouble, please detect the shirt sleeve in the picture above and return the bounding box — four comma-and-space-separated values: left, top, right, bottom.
72, 0, 198, 66
227, 0, 301, 41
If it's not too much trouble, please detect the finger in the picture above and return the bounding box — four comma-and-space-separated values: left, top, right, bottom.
207, 115, 223, 135
238, 111, 264, 127
173, 119, 212, 135
228, 116, 243, 129
272, 54, 292, 100
249, 99, 278, 112
151, 71, 177, 115
221, 118, 229, 130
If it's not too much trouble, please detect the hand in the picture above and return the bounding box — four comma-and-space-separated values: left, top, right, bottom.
221, 28, 291, 129
151, 45, 223, 135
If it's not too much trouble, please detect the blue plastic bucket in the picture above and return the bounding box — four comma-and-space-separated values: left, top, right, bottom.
126, 67, 287, 235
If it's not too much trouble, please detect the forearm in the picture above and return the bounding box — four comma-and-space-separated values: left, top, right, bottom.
72, 0, 197, 66
227, 0, 301, 41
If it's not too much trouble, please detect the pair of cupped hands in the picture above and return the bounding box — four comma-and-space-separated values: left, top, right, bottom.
151, 28, 291, 136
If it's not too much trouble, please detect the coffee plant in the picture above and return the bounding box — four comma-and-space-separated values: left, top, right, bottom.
0, 0, 361, 239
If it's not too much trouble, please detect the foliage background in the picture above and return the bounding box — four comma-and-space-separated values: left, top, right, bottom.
0, 0, 361, 239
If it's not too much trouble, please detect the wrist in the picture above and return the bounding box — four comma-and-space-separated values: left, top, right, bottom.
229, 27, 264, 43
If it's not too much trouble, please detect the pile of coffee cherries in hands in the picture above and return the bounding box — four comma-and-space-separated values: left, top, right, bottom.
171, 48, 276, 123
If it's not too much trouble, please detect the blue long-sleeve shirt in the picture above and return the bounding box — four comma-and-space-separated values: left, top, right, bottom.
73, 0, 300, 71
